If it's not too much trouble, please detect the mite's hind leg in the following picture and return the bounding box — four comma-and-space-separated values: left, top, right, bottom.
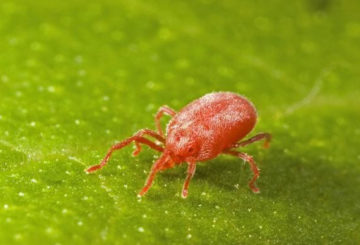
232, 132, 272, 149
224, 150, 260, 193
86, 129, 164, 173
181, 161, 196, 198
138, 153, 170, 196
155, 105, 177, 137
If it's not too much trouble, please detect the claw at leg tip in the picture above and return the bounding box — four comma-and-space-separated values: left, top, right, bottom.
138, 189, 146, 197
181, 190, 188, 199
85, 165, 101, 174
84, 167, 93, 174
132, 152, 138, 157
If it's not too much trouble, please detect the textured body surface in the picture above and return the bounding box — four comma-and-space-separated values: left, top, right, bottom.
166, 92, 257, 162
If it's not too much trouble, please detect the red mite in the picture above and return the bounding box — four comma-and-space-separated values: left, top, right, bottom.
86, 92, 271, 198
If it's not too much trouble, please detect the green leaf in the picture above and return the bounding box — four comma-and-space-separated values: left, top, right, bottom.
1, 0, 359, 244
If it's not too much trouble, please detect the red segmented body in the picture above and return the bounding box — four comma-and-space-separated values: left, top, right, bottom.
86, 92, 271, 198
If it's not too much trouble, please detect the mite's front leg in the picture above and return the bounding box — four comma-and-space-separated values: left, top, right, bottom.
181, 161, 197, 198
138, 153, 170, 196
86, 129, 164, 173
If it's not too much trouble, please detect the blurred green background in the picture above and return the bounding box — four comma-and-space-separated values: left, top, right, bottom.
1, 0, 360, 244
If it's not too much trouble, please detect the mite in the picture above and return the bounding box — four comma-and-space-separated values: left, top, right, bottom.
86, 92, 271, 198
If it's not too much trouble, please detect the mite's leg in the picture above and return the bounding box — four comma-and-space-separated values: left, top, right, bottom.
181, 162, 197, 198
132, 137, 163, 157
138, 153, 170, 196
232, 132, 272, 149
155, 105, 177, 137
86, 129, 164, 173
138, 129, 165, 144
224, 150, 260, 193
132, 129, 165, 156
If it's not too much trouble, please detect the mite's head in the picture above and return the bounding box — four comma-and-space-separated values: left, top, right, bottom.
166, 129, 200, 163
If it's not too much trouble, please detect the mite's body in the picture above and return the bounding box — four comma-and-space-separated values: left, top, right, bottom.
86, 92, 271, 198
166, 92, 257, 162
